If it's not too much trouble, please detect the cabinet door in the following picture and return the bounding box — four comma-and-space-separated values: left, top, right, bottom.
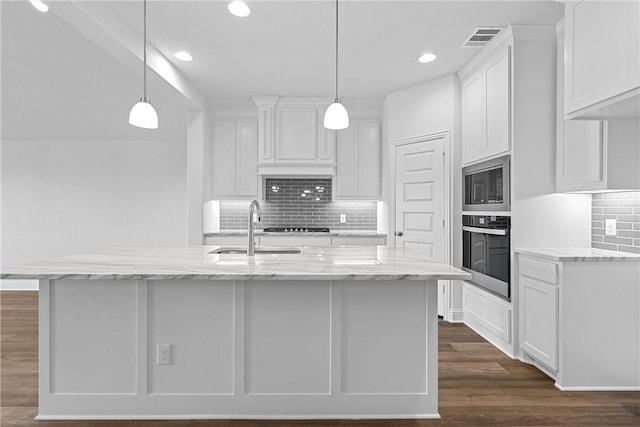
484, 46, 511, 156
336, 126, 358, 197
357, 122, 381, 198
462, 70, 485, 164
520, 275, 558, 371
235, 122, 258, 196
565, 0, 640, 115
212, 122, 237, 197
557, 120, 603, 191
275, 109, 317, 160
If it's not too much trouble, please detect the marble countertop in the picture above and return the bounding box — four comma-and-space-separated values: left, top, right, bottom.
0, 246, 470, 281
204, 230, 387, 237
515, 247, 640, 262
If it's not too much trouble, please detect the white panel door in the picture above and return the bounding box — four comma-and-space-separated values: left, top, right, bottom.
395, 139, 444, 260
395, 138, 446, 315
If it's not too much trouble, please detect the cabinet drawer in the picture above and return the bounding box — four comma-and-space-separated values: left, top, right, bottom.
205, 236, 247, 246
519, 256, 558, 284
332, 236, 386, 246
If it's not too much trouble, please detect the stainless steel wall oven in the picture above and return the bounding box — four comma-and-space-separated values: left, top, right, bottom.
462, 215, 511, 301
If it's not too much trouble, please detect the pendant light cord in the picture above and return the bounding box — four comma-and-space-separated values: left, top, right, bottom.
334, 0, 339, 101
143, 0, 148, 99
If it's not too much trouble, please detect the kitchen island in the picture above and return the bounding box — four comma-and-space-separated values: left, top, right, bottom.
1, 246, 469, 420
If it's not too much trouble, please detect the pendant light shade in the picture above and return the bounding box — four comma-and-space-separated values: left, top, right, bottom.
324, 99, 349, 130
129, 97, 158, 129
129, 0, 158, 129
323, 0, 349, 130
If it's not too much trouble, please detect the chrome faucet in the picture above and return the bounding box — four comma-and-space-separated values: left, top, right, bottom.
247, 200, 262, 256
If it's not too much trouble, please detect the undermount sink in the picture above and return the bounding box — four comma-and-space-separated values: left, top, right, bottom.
210, 247, 302, 255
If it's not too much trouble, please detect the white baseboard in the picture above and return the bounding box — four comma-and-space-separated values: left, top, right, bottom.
36, 414, 442, 420
447, 308, 464, 323
555, 384, 640, 392
0, 280, 39, 291
463, 315, 515, 358
518, 353, 557, 380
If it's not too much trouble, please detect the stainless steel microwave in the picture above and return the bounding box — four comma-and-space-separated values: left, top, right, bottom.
463, 155, 510, 212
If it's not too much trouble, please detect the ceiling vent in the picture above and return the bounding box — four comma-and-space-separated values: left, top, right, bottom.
461, 27, 504, 48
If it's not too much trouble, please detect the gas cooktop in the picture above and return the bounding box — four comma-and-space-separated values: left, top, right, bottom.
263, 227, 330, 233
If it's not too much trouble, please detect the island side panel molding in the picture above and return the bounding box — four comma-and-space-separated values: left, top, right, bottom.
244, 280, 331, 394
341, 280, 429, 394
37, 278, 441, 419
136, 280, 148, 396
147, 280, 235, 394
48, 279, 137, 394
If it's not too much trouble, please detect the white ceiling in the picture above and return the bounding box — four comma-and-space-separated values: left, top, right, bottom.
1, 0, 564, 140
106, 0, 564, 101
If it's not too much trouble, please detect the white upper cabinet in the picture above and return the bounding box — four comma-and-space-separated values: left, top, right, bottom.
212, 121, 258, 198
557, 21, 640, 192
564, 1, 640, 119
461, 70, 485, 163
460, 45, 511, 165
484, 48, 511, 155
335, 121, 380, 199
253, 97, 335, 173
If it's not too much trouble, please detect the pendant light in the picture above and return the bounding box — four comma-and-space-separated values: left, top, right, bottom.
129, 0, 158, 129
323, 0, 349, 130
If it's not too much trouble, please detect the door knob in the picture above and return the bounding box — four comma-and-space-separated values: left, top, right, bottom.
394, 231, 403, 236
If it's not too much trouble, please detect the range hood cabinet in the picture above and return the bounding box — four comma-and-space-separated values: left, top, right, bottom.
253, 96, 336, 174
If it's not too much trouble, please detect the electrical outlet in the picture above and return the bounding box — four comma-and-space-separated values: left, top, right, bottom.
605, 219, 617, 236
340, 214, 346, 223
157, 344, 171, 365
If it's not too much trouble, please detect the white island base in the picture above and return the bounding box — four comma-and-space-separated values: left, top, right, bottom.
38, 278, 440, 420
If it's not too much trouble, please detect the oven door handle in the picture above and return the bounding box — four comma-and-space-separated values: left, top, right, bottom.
462, 226, 508, 236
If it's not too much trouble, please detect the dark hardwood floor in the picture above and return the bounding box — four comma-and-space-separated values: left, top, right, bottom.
1, 291, 638, 426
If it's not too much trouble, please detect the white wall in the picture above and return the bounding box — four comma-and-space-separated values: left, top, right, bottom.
383, 74, 463, 320
511, 35, 591, 249
1, 139, 187, 267
1, 2, 193, 268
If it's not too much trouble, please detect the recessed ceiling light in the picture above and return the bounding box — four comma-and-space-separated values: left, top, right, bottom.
418, 52, 437, 63
30, 0, 48, 13
228, 0, 250, 18
174, 51, 194, 62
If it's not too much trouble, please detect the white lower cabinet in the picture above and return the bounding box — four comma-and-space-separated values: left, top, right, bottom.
516, 251, 640, 390
331, 236, 386, 246
206, 235, 386, 247
259, 235, 332, 247
519, 273, 558, 371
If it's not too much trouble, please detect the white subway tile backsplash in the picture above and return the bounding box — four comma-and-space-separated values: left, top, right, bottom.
592, 191, 640, 254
